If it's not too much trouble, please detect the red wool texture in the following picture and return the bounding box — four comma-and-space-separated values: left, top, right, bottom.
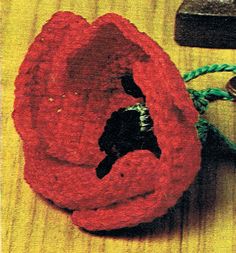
13, 11, 201, 231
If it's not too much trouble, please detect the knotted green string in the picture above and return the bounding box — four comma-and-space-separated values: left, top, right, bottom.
184, 64, 235, 114
187, 88, 233, 114
183, 63, 236, 156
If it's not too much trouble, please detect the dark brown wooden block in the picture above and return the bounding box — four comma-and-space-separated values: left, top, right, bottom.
175, 0, 236, 48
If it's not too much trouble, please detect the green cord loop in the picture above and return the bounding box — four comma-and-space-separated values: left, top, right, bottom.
183, 63, 236, 82
183, 64, 236, 114
182, 63, 236, 154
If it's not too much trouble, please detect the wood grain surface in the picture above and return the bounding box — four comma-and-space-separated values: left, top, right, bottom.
2, 0, 236, 252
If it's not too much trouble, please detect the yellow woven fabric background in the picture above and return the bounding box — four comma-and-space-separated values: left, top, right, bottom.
2, 0, 236, 252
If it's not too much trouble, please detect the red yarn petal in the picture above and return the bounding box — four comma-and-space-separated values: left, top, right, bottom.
24, 146, 157, 210
13, 12, 89, 146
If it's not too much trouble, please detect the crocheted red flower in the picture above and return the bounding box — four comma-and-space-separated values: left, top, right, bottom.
13, 11, 201, 231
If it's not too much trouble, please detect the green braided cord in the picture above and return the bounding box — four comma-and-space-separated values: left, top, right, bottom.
183, 64, 236, 82
187, 88, 234, 114
184, 64, 236, 153
183, 64, 236, 114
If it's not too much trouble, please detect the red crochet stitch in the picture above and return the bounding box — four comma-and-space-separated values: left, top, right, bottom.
13, 11, 201, 231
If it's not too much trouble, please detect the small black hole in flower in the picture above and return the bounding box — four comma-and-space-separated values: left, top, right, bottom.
120, 74, 145, 99
96, 155, 117, 179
